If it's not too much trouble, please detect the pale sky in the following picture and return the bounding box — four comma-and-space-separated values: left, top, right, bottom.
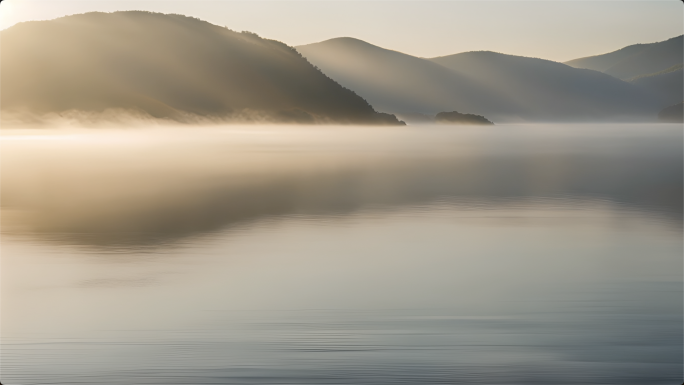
1, 0, 681, 62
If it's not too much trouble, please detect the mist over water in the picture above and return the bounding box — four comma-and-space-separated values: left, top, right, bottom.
2, 124, 681, 245
1, 124, 682, 384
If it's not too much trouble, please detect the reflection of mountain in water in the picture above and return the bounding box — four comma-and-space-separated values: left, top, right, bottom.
0, 11, 402, 125
2, 125, 681, 247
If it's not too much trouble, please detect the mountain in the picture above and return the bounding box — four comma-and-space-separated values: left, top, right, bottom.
0, 11, 403, 125
565, 35, 683, 80
629, 64, 683, 107
429, 51, 658, 121
297, 38, 510, 120
297, 38, 659, 122
564, 44, 651, 73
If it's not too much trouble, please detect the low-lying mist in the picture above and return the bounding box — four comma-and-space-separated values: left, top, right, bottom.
1, 12, 403, 127
2, 124, 681, 246
0, 107, 347, 128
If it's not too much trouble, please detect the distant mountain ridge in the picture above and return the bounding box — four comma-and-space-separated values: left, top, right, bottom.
297, 38, 659, 122
1, 11, 403, 125
629, 63, 683, 82
565, 35, 683, 80
564, 44, 651, 73
429, 51, 658, 121
565, 35, 683, 110
4, 12, 675, 126
297, 38, 515, 120
629, 64, 683, 108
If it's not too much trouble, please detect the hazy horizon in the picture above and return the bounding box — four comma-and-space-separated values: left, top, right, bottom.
1, 3, 682, 384
3, 10, 679, 126
1, 0, 681, 62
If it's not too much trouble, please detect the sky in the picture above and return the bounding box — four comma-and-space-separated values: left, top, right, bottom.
0, 0, 682, 62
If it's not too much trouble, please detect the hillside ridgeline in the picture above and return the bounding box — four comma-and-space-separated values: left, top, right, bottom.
1, 11, 403, 126
629, 64, 683, 108
565, 35, 683, 80
297, 38, 659, 123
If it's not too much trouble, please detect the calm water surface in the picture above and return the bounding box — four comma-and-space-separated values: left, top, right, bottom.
1, 124, 682, 384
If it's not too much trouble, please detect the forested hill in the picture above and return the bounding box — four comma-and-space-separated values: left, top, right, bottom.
0, 11, 403, 125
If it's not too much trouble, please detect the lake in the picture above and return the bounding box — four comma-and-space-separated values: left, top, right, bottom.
1, 124, 681, 385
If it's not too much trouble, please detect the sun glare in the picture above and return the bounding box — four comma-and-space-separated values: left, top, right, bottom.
0, 0, 19, 30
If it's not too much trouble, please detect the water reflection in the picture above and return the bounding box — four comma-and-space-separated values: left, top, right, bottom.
1, 124, 681, 246
1, 124, 681, 384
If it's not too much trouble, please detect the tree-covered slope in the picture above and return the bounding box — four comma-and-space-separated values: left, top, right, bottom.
1, 11, 402, 125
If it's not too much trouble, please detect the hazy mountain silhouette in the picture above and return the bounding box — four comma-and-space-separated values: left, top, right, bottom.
1, 11, 403, 125
297, 38, 659, 122
565, 35, 683, 80
658, 102, 683, 123
430, 51, 658, 121
297, 38, 511, 120
629, 64, 683, 108
435, 111, 493, 125
564, 44, 651, 74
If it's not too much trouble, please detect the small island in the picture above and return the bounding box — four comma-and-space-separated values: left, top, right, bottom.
435, 111, 494, 125
657, 102, 683, 123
